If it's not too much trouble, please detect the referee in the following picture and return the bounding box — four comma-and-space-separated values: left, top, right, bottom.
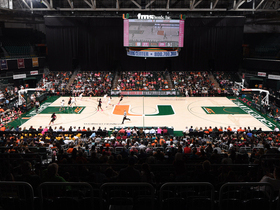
35, 100, 40, 113
122, 110, 130, 124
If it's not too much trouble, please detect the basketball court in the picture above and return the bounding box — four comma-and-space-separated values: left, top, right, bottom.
16, 96, 277, 132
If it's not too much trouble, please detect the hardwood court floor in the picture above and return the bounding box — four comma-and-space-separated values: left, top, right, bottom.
20, 96, 272, 131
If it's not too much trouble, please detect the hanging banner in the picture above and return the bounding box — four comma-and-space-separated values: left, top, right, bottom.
268, 74, 280, 80
30, 70, 38, 75
17, 58, 25, 69
32, 57, 39, 67
13, 74, 26, 79
0, 59, 8, 70
258, 72, 266, 77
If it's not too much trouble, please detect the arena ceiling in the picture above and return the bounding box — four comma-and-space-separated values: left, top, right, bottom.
0, 0, 280, 24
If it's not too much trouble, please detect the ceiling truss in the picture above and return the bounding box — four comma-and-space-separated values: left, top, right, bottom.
0, 0, 278, 13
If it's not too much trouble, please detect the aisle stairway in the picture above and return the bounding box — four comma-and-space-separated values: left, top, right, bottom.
112, 72, 120, 90
0, 46, 9, 57
66, 70, 78, 90
209, 72, 220, 89
166, 72, 174, 90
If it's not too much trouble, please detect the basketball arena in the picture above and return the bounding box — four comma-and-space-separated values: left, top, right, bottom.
1, 1, 280, 210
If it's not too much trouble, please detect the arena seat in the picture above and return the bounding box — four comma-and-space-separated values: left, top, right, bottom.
219, 182, 274, 210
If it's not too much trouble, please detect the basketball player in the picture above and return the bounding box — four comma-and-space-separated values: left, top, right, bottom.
185, 88, 189, 97
118, 95, 124, 105
59, 99, 65, 112
71, 96, 77, 107
97, 98, 103, 111
49, 113, 56, 125
122, 110, 130, 124
106, 96, 112, 108
72, 89, 77, 97
103, 94, 108, 103
88, 88, 94, 99
68, 96, 72, 109
79, 92, 83, 100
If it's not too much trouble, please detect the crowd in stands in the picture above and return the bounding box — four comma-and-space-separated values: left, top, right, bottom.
70, 71, 113, 96
41, 71, 72, 95
115, 71, 170, 91
0, 86, 24, 127
213, 71, 236, 93
0, 86, 18, 108
270, 88, 280, 100
171, 71, 219, 96
1, 124, 280, 193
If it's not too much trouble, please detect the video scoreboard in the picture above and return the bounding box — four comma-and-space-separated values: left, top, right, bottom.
124, 19, 184, 48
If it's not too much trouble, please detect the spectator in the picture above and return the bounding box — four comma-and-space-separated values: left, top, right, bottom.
184, 144, 192, 154
118, 157, 141, 182
260, 166, 280, 192
16, 161, 41, 194
42, 163, 67, 182
140, 163, 155, 184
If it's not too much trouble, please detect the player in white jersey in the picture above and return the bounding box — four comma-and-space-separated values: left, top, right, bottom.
74, 89, 78, 97
106, 97, 112, 108
79, 92, 83, 100
71, 97, 77, 107
103, 94, 107, 103
59, 99, 65, 112
185, 88, 189, 97
88, 88, 93, 99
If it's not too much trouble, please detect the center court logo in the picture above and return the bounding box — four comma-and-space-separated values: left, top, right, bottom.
113, 105, 174, 116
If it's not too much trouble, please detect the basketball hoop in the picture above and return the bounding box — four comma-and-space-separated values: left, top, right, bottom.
18, 88, 47, 106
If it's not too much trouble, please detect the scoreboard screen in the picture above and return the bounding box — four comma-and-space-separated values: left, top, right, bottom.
124, 19, 184, 48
